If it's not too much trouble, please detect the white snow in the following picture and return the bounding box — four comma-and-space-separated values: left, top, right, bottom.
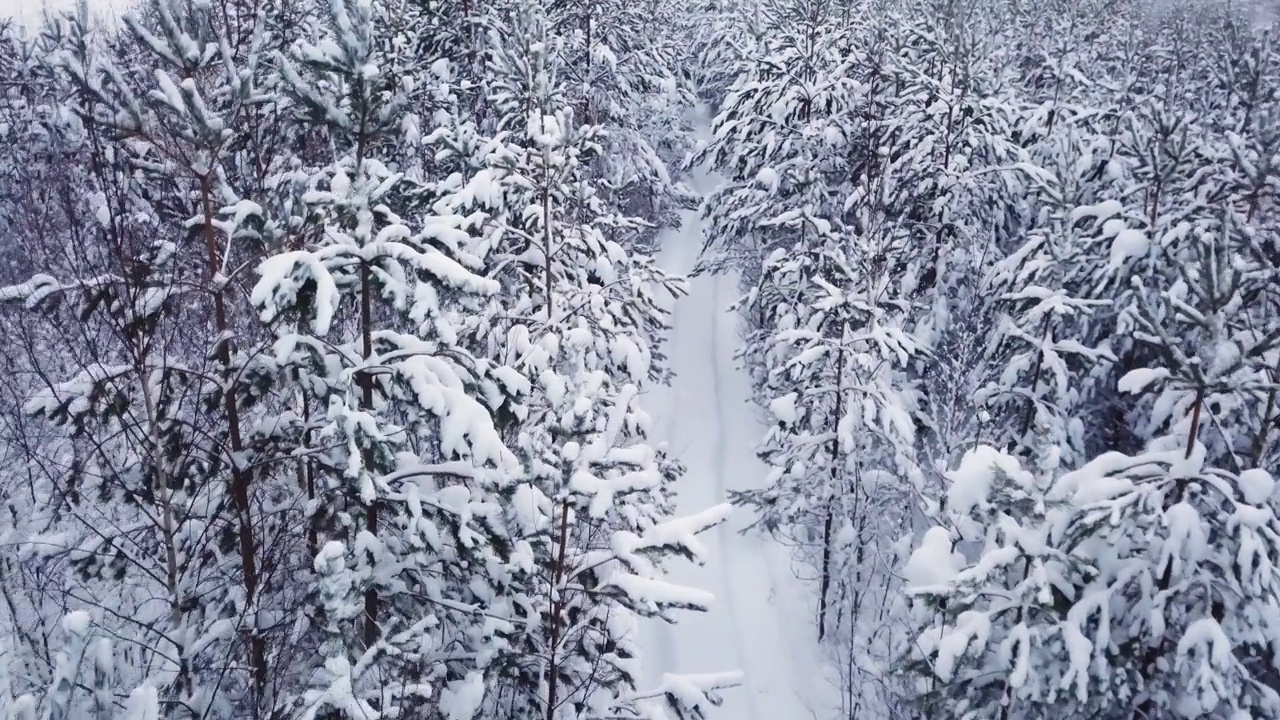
903, 526, 961, 588
639, 107, 839, 720
605, 574, 717, 612
932, 610, 991, 683
253, 250, 339, 335
438, 671, 486, 720
1175, 617, 1232, 668
62, 610, 92, 636
945, 445, 1026, 516
755, 167, 780, 193
122, 684, 160, 720
1118, 367, 1171, 394
1238, 469, 1275, 505
1163, 501, 1208, 566
1108, 228, 1151, 268
1069, 199, 1123, 222
768, 392, 798, 424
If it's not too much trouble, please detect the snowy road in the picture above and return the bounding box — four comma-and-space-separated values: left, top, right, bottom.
641, 141, 839, 719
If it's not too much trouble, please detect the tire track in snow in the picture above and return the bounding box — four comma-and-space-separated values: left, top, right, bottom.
639, 102, 839, 720
708, 265, 839, 719
641, 185, 710, 690
706, 270, 760, 720
653, 261, 686, 679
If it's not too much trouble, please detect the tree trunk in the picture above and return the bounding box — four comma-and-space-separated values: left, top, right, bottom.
818, 339, 846, 641
350, 96, 381, 649
1251, 355, 1280, 465
360, 257, 379, 648
1135, 386, 1205, 719
200, 176, 265, 695
1016, 315, 1054, 450
545, 499, 572, 720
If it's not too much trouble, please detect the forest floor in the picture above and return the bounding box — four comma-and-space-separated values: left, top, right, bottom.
640, 111, 840, 720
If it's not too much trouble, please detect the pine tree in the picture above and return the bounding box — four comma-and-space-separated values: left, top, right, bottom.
903, 434, 1280, 718
695, 0, 864, 282
545, 0, 697, 249
258, 1, 552, 715
1121, 210, 1280, 475
428, 5, 739, 717
735, 236, 922, 645
900, 446, 1088, 720
0, 0, 289, 710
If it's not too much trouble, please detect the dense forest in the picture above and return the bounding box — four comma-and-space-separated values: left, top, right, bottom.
2, 0, 1280, 717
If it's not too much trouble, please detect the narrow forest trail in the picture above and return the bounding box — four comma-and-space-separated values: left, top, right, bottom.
641, 116, 840, 720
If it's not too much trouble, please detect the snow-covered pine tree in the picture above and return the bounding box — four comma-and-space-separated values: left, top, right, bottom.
261, 1, 737, 717
437, 0, 685, 373
0, 8, 103, 707
838, 4, 1033, 478
1091, 93, 1230, 458
0, 611, 150, 720
695, 0, 859, 285
900, 446, 1088, 720
544, 0, 697, 250
1053, 439, 1280, 718
734, 235, 922, 645
0, 19, 44, 271
1211, 29, 1280, 469
698, 3, 939, 714
0, 0, 296, 712
259, 1, 553, 715
978, 91, 1143, 462
251, 161, 522, 716
980, 211, 1118, 469
902, 435, 1280, 718
426, 5, 739, 717
684, 0, 762, 110
1120, 209, 1280, 475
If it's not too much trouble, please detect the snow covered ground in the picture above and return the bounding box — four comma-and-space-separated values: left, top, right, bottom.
641, 124, 840, 719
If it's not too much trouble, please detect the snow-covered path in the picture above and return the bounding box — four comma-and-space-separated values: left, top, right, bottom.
641, 146, 839, 719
